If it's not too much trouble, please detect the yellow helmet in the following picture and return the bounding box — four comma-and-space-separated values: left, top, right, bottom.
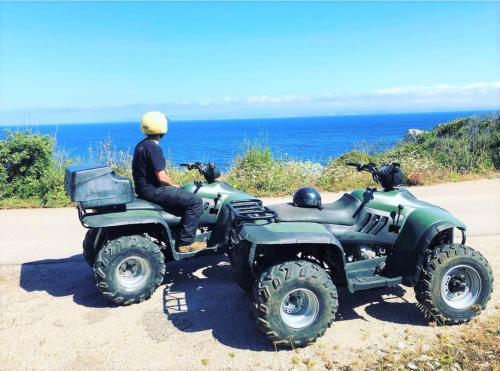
140, 111, 168, 135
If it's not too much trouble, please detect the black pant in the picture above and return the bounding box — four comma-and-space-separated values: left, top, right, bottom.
140, 186, 204, 246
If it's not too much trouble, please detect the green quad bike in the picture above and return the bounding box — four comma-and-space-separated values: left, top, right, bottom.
226, 162, 493, 347
64, 162, 252, 305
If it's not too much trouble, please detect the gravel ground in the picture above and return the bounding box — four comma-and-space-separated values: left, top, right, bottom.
0, 178, 499, 370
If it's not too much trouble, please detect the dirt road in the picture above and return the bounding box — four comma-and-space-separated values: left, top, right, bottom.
1, 179, 499, 370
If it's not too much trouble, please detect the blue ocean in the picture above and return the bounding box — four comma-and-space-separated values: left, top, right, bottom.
1, 111, 494, 170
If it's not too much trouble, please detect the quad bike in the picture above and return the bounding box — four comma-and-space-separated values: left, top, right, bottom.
65, 162, 251, 305
227, 162, 493, 347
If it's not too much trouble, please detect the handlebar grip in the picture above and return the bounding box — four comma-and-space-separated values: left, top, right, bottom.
179, 163, 190, 167
346, 162, 358, 166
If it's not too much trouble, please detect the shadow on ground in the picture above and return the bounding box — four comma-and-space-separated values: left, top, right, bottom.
19, 252, 429, 350
19, 255, 116, 308
163, 254, 429, 351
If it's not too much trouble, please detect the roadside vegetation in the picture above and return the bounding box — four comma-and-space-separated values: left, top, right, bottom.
286, 312, 499, 370
228, 114, 499, 195
0, 114, 498, 207
367, 313, 500, 371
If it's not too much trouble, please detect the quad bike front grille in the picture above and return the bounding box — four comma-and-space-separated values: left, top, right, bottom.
227, 199, 277, 223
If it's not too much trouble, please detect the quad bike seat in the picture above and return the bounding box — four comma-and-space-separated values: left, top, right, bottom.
127, 198, 181, 225
268, 193, 361, 226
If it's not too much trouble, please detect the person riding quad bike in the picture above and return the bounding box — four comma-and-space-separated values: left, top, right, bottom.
132, 111, 206, 253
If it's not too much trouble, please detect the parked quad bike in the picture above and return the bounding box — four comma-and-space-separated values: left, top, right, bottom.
65, 162, 251, 305
226, 162, 493, 347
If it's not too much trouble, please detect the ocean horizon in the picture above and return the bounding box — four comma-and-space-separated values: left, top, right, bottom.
1, 110, 497, 171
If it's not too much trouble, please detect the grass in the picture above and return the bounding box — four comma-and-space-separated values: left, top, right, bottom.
0, 114, 499, 208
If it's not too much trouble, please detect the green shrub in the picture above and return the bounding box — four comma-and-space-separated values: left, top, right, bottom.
407, 115, 500, 173
227, 142, 320, 196
318, 151, 375, 191
0, 130, 70, 206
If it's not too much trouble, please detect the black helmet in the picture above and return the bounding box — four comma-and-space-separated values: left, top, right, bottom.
377, 163, 403, 190
293, 187, 322, 208
201, 162, 221, 183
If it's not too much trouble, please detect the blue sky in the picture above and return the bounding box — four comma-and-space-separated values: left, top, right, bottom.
0, 2, 499, 124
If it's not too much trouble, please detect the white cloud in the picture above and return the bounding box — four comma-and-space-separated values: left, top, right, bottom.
1, 81, 499, 125
189, 81, 500, 108
370, 81, 500, 97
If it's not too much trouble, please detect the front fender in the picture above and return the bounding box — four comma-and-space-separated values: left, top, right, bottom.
240, 221, 336, 245
385, 207, 466, 284
239, 221, 348, 283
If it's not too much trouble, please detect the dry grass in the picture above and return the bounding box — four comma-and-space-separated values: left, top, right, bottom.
369, 313, 500, 370
285, 312, 500, 370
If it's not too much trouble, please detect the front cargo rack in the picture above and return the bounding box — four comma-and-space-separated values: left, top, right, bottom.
227, 199, 277, 223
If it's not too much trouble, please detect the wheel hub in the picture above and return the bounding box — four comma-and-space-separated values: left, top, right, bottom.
282, 291, 306, 314
280, 288, 319, 329
116, 256, 151, 292
449, 275, 467, 293
441, 265, 481, 310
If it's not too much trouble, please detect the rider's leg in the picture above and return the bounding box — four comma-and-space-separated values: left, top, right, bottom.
141, 186, 204, 246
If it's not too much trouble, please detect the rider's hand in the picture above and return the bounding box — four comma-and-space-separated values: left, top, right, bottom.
156, 170, 177, 187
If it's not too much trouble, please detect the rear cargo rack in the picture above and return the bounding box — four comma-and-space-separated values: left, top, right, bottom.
227, 199, 277, 223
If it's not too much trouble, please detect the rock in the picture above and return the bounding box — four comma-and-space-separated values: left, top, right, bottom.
405, 128, 428, 141
397, 341, 406, 350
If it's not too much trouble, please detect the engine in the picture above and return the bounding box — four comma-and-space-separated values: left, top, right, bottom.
345, 245, 387, 262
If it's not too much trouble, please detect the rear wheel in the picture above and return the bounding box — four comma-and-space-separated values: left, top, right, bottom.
229, 242, 254, 293
94, 235, 166, 305
253, 260, 338, 347
83, 228, 103, 267
415, 244, 493, 324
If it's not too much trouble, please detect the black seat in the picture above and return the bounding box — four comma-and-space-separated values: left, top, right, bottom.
127, 197, 181, 225
267, 193, 361, 226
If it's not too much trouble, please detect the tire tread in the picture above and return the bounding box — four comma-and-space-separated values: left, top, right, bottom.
253, 260, 338, 347
93, 235, 166, 305
414, 244, 493, 325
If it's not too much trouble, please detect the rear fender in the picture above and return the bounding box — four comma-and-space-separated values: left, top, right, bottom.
81, 209, 174, 247
385, 206, 466, 285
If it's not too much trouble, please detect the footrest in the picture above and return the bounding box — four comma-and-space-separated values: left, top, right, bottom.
350, 275, 402, 292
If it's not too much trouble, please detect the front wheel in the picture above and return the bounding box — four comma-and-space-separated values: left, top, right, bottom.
94, 235, 166, 305
253, 260, 338, 347
415, 244, 493, 324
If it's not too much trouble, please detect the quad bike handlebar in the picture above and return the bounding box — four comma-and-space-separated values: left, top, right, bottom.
347, 162, 402, 189
179, 162, 203, 171
179, 162, 221, 183
346, 162, 380, 182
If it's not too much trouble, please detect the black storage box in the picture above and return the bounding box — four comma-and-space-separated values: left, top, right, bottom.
64, 164, 134, 208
